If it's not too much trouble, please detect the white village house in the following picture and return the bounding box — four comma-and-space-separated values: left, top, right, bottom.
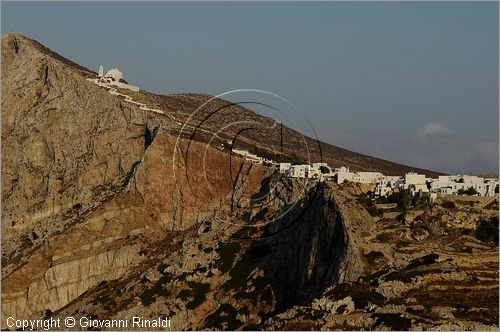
278, 163, 291, 174
289, 164, 310, 178
309, 163, 332, 179
375, 175, 404, 197
403, 172, 429, 195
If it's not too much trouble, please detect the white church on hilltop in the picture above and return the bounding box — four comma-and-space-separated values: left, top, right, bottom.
96, 65, 139, 92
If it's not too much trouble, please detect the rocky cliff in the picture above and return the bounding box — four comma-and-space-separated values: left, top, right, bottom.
1, 33, 497, 330
1, 32, 270, 325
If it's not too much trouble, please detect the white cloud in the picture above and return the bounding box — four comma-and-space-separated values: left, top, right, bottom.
417, 122, 451, 140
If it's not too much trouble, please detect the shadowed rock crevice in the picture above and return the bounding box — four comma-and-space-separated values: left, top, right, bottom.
10, 36, 19, 53
44, 65, 49, 85
144, 124, 158, 150
253, 183, 355, 311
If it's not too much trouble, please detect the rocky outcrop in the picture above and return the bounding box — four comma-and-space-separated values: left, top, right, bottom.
1, 33, 149, 243
1, 192, 162, 326
0, 32, 272, 325
130, 130, 272, 231
256, 182, 372, 309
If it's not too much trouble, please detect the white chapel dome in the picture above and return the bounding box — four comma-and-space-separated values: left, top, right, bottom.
104, 68, 123, 81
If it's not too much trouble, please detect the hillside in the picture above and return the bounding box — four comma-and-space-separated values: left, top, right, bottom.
4, 32, 440, 177
1, 32, 496, 331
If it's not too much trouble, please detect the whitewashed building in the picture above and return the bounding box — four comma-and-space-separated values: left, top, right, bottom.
232, 148, 263, 164
431, 175, 498, 197
352, 172, 383, 184
404, 172, 426, 187
375, 176, 403, 197
278, 163, 292, 174
289, 164, 310, 178
402, 172, 429, 196
309, 163, 332, 179
97, 66, 140, 92
333, 166, 382, 184
335, 166, 354, 183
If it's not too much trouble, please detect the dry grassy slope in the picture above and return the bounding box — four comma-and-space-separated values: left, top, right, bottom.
6, 32, 441, 177
133, 92, 444, 177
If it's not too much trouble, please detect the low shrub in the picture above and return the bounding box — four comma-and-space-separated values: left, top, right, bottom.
365, 251, 385, 265
442, 200, 456, 209
376, 233, 390, 242
475, 216, 499, 244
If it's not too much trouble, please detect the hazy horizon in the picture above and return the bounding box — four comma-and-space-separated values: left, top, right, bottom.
2, 2, 498, 174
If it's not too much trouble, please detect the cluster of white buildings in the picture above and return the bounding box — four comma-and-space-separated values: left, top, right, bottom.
429, 175, 498, 197
373, 172, 498, 198
278, 162, 332, 179
278, 162, 499, 198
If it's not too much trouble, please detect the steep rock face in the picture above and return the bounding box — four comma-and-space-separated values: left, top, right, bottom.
130, 130, 272, 231
1, 33, 149, 241
1, 33, 273, 324
257, 183, 371, 309
1, 192, 163, 326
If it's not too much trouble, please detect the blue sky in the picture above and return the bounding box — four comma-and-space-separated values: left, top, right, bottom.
2, 2, 498, 174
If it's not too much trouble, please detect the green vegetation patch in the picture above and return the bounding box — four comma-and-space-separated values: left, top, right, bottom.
201, 220, 212, 233
356, 195, 382, 217
441, 200, 456, 209
385, 268, 442, 283
232, 224, 265, 239
457, 187, 479, 196
91, 294, 117, 311
177, 272, 189, 281
406, 254, 439, 269
177, 289, 191, 301
336, 304, 348, 314
375, 233, 391, 242
253, 208, 268, 221
475, 216, 499, 244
